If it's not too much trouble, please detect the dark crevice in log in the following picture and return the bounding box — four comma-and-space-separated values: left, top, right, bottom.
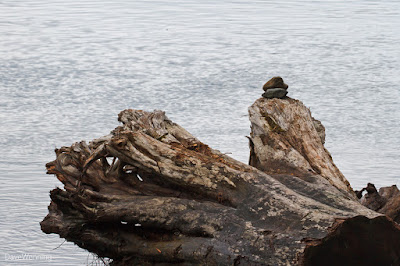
299, 216, 400, 266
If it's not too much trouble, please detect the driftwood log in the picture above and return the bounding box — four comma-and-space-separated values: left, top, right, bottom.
359, 183, 400, 223
41, 97, 400, 265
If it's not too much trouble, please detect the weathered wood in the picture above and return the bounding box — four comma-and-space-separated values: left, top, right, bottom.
248, 97, 352, 194
41, 99, 400, 265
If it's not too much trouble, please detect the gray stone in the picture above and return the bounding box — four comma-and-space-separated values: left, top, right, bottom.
262, 88, 288, 99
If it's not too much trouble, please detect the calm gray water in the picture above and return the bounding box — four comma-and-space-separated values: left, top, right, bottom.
1, 0, 399, 264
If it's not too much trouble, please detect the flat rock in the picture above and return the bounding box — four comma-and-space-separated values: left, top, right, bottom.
263, 76, 288, 91
262, 88, 288, 99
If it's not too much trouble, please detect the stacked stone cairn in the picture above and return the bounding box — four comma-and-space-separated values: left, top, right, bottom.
262, 76, 289, 99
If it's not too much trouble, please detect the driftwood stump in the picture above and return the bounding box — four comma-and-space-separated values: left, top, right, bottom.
41, 98, 400, 265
